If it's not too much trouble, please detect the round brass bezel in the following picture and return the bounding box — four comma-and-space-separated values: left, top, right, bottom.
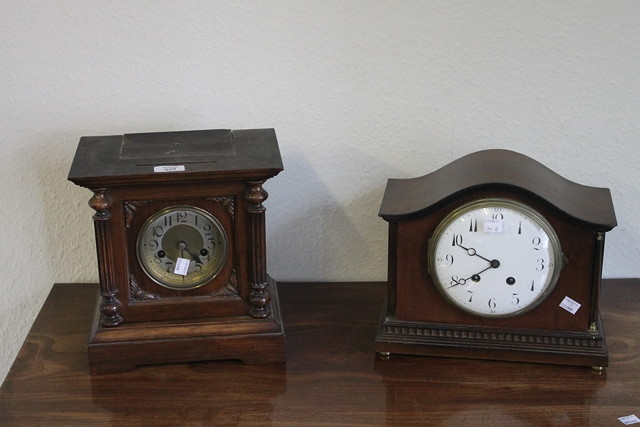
136, 205, 228, 290
428, 198, 563, 318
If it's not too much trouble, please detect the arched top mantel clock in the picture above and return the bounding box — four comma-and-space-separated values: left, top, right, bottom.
375, 149, 617, 369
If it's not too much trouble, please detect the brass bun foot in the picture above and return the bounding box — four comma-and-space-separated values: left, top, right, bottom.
377, 352, 391, 360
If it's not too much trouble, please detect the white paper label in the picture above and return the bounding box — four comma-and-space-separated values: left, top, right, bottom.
483, 219, 503, 233
559, 296, 581, 315
174, 257, 190, 276
154, 165, 186, 173
619, 415, 640, 425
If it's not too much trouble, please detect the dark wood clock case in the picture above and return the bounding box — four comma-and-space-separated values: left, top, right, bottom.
68, 128, 285, 373
374, 149, 617, 368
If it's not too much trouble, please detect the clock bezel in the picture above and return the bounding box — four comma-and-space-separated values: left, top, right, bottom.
136, 204, 229, 291
428, 198, 564, 319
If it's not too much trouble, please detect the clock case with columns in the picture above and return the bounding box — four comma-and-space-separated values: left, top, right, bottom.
68, 128, 285, 374
374, 149, 617, 368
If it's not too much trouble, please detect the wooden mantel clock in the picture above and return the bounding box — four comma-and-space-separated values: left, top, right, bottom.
68, 128, 285, 373
374, 149, 617, 369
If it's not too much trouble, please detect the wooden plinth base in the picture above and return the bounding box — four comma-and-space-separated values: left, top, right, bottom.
375, 307, 608, 369
88, 284, 286, 374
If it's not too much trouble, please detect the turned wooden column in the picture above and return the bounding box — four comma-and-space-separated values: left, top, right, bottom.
244, 180, 271, 318
88, 189, 123, 327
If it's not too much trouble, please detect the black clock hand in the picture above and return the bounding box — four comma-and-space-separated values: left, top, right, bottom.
469, 259, 502, 281
456, 242, 501, 270
447, 261, 501, 289
178, 242, 203, 264
456, 243, 493, 263
185, 248, 202, 264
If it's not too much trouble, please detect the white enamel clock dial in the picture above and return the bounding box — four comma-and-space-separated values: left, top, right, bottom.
137, 205, 228, 290
428, 199, 563, 318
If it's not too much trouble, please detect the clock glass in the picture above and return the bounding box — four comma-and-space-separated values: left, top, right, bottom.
428, 199, 563, 318
137, 205, 228, 290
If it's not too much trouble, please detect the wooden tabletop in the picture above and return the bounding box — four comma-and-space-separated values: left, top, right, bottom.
1, 280, 639, 425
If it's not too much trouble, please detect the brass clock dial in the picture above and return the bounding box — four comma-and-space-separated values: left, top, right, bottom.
429, 199, 563, 318
136, 205, 228, 290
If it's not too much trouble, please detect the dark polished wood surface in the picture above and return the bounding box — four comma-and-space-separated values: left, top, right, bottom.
1, 280, 639, 425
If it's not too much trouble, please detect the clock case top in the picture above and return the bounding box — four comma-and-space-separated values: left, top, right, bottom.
376, 149, 617, 367
379, 149, 616, 230
68, 128, 283, 186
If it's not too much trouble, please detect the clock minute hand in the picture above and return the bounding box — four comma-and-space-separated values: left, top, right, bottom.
456, 243, 493, 264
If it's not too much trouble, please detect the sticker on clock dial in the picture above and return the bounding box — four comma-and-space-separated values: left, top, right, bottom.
174, 257, 190, 276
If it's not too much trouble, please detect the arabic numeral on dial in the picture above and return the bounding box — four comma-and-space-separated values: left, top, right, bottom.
467, 290, 474, 303
177, 211, 188, 223
536, 258, 545, 271
450, 275, 466, 286
511, 293, 520, 305
532, 237, 542, 251
207, 236, 216, 249
452, 234, 463, 246
153, 225, 164, 237
437, 254, 454, 266
488, 298, 497, 309
446, 253, 454, 265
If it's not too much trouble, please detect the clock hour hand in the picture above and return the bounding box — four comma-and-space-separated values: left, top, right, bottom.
469, 259, 501, 280
447, 261, 501, 289
178, 242, 203, 264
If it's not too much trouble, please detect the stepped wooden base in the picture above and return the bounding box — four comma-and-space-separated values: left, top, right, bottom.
375, 306, 608, 369
88, 284, 286, 374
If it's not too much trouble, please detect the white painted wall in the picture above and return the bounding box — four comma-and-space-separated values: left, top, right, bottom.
1, 1, 638, 384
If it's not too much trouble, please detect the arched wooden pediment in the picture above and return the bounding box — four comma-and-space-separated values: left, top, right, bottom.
379, 149, 616, 230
